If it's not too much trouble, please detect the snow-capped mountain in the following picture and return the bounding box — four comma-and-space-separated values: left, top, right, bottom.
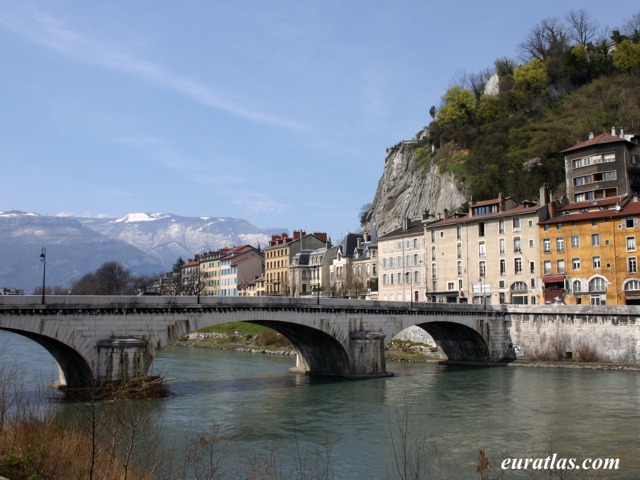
79, 212, 276, 269
0, 210, 280, 292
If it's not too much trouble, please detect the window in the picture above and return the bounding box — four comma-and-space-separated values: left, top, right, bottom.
592, 256, 601, 269
556, 237, 564, 253
556, 223, 562, 230
557, 259, 565, 274
432, 263, 437, 279
625, 279, 640, 291
500, 259, 506, 276
529, 239, 534, 248
413, 253, 419, 266
513, 218, 521, 232
514, 258, 523, 274
456, 244, 462, 259
530, 261, 535, 274
514, 237, 521, 253
544, 260, 552, 275
499, 238, 506, 255
499, 220, 505, 234
478, 222, 485, 237
543, 238, 551, 253
479, 261, 486, 277
447, 282, 455, 291
457, 261, 463, 276
571, 235, 580, 248
431, 230, 436, 242
629, 257, 638, 274
456, 225, 462, 240
592, 234, 600, 246
479, 241, 486, 257
572, 280, 582, 292
589, 277, 607, 292
528, 220, 534, 227
572, 258, 581, 270
627, 237, 636, 252
623, 217, 638, 228
432, 246, 437, 261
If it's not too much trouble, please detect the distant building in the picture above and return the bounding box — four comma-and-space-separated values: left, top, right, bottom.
563, 128, 640, 203
264, 231, 329, 296
0, 287, 24, 295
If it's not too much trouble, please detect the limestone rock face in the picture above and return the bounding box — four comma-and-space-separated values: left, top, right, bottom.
362, 142, 467, 236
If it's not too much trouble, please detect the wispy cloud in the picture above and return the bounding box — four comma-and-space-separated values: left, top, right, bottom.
232, 191, 289, 214
0, 5, 310, 132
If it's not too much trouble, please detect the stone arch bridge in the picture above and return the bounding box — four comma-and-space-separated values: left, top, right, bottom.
0, 296, 512, 389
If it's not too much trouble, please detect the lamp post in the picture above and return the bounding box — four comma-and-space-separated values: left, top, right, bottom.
315, 265, 320, 305
39, 247, 46, 305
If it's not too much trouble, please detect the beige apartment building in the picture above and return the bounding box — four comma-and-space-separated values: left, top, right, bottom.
423, 191, 551, 305
378, 218, 427, 303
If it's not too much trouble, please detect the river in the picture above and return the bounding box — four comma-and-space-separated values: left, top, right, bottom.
1, 330, 639, 478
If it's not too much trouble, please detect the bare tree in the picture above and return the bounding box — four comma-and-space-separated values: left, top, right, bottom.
566, 9, 598, 46
518, 17, 570, 61
451, 69, 494, 100
622, 11, 640, 41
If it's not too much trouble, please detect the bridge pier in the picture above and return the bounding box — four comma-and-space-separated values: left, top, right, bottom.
348, 331, 392, 379
96, 337, 149, 384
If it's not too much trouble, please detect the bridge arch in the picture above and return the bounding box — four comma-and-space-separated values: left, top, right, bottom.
250, 321, 350, 376
0, 328, 93, 388
414, 322, 490, 362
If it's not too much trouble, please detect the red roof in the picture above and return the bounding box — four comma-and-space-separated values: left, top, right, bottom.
562, 132, 627, 153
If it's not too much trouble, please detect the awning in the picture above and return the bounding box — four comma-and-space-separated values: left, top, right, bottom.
542, 275, 566, 284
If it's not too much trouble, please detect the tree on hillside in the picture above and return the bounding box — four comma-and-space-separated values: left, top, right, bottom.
566, 9, 598, 46
613, 40, 640, 73
518, 17, 570, 61
621, 12, 640, 42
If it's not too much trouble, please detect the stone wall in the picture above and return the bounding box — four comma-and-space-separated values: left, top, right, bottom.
505, 305, 640, 362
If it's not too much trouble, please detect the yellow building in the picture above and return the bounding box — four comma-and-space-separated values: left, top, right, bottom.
539, 195, 640, 305
264, 231, 329, 296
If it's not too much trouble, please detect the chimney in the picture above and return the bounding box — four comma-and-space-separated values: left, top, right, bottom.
443, 208, 449, 220
363, 232, 369, 242
588, 132, 594, 140
498, 192, 505, 212
403, 218, 409, 230
612, 126, 616, 136
539, 184, 549, 206
357, 237, 362, 248
620, 128, 625, 139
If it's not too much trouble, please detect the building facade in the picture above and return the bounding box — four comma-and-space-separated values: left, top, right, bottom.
423, 192, 550, 305
539, 195, 640, 305
563, 128, 640, 203
378, 218, 427, 303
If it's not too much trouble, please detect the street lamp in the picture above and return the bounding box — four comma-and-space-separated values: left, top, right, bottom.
39, 247, 46, 305
315, 265, 320, 305
406, 271, 413, 307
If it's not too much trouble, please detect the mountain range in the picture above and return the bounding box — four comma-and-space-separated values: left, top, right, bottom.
0, 211, 280, 292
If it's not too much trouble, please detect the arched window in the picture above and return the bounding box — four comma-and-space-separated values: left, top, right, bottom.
624, 279, 640, 291
510, 281, 528, 292
589, 277, 607, 292
572, 280, 582, 293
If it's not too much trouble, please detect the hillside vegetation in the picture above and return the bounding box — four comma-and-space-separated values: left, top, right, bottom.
407, 10, 640, 207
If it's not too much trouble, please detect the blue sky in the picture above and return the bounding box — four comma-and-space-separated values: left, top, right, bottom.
0, 2, 636, 241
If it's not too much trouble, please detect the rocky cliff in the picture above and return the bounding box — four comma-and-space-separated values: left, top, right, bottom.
362, 141, 467, 236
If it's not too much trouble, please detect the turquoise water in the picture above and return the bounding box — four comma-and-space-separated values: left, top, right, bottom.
1, 331, 638, 478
